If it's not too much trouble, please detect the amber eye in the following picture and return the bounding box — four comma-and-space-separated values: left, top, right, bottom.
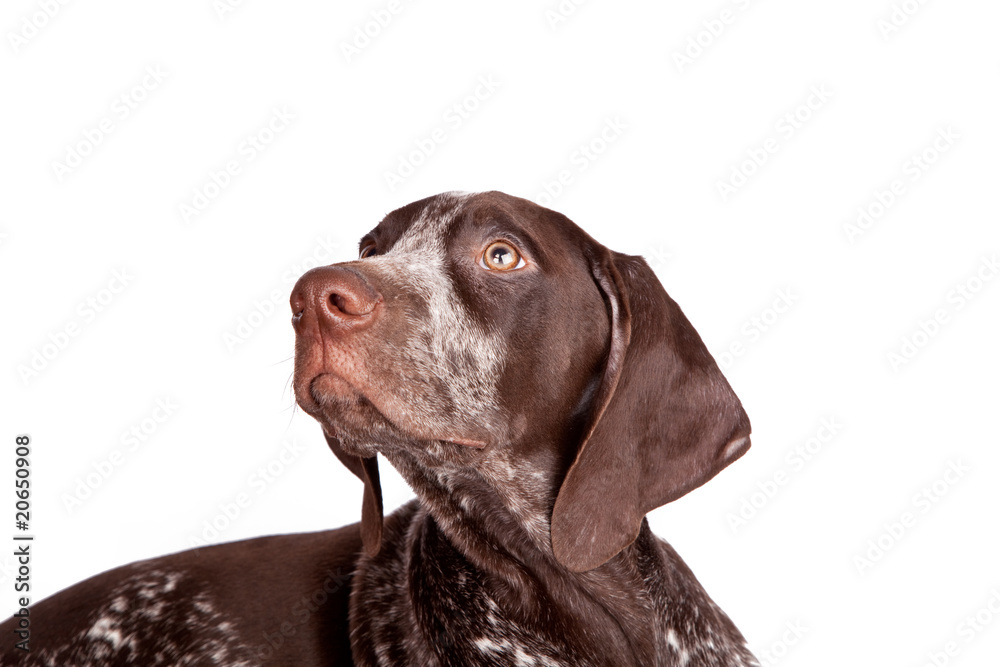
481, 241, 524, 271
359, 243, 378, 259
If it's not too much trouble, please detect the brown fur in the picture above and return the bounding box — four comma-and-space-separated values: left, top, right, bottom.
0, 191, 757, 666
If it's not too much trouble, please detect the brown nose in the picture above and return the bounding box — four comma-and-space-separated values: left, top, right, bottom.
290, 265, 382, 333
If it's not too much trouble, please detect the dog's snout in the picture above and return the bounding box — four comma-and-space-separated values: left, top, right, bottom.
291, 266, 382, 331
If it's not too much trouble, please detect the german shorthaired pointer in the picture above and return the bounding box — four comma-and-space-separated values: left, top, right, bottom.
1, 191, 758, 666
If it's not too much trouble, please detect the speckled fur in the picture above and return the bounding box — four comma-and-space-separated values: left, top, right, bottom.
2, 568, 254, 667
330, 193, 759, 666
0, 192, 758, 666
349, 501, 759, 666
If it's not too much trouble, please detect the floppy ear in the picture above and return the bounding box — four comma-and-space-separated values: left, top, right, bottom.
551, 250, 751, 572
323, 431, 383, 556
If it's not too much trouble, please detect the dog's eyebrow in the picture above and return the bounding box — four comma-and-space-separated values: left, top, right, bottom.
464, 209, 545, 265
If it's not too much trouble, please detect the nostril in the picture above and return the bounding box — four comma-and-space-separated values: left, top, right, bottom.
290, 289, 307, 320
329, 292, 348, 314
325, 287, 379, 317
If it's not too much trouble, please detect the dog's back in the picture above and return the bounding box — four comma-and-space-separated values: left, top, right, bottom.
0, 525, 361, 665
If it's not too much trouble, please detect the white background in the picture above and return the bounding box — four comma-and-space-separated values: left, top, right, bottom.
2, 1, 999, 665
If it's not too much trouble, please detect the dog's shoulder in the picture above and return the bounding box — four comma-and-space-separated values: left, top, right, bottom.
643, 531, 760, 666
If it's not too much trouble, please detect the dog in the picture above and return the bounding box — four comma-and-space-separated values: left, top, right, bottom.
2, 191, 758, 666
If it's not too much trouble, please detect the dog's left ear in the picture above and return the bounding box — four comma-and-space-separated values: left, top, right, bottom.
551, 249, 751, 572
324, 431, 383, 556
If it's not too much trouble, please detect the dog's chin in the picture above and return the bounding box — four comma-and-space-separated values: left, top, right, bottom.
307, 375, 384, 436
303, 373, 490, 463
304, 374, 415, 453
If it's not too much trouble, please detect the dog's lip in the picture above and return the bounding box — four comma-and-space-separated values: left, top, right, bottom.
443, 437, 487, 450
293, 372, 349, 415
309, 372, 358, 401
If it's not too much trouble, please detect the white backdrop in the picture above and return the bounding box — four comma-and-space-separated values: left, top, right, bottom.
2, 1, 999, 665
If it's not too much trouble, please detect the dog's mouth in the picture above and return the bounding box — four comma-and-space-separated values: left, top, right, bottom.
444, 437, 487, 449
310, 372, 360, 405
298, 372, 488, 451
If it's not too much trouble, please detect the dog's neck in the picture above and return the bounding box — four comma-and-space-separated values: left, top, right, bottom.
380, 446, 666, 659
364, 446, 758, 667
384, 444, 560, 564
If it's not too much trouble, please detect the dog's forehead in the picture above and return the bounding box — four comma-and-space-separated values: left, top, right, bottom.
364, 192, 469, 255
390, 191, 471, 254
367, 191, 568, 257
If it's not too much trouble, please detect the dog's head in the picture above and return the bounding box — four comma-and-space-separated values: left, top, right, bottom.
291, 191, 750, 572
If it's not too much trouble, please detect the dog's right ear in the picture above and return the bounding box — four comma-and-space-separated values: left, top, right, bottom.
324, 431, 383, 556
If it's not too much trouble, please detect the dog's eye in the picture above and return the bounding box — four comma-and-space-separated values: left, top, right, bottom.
481, 241, 524, 271
359, 243, 378, 259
